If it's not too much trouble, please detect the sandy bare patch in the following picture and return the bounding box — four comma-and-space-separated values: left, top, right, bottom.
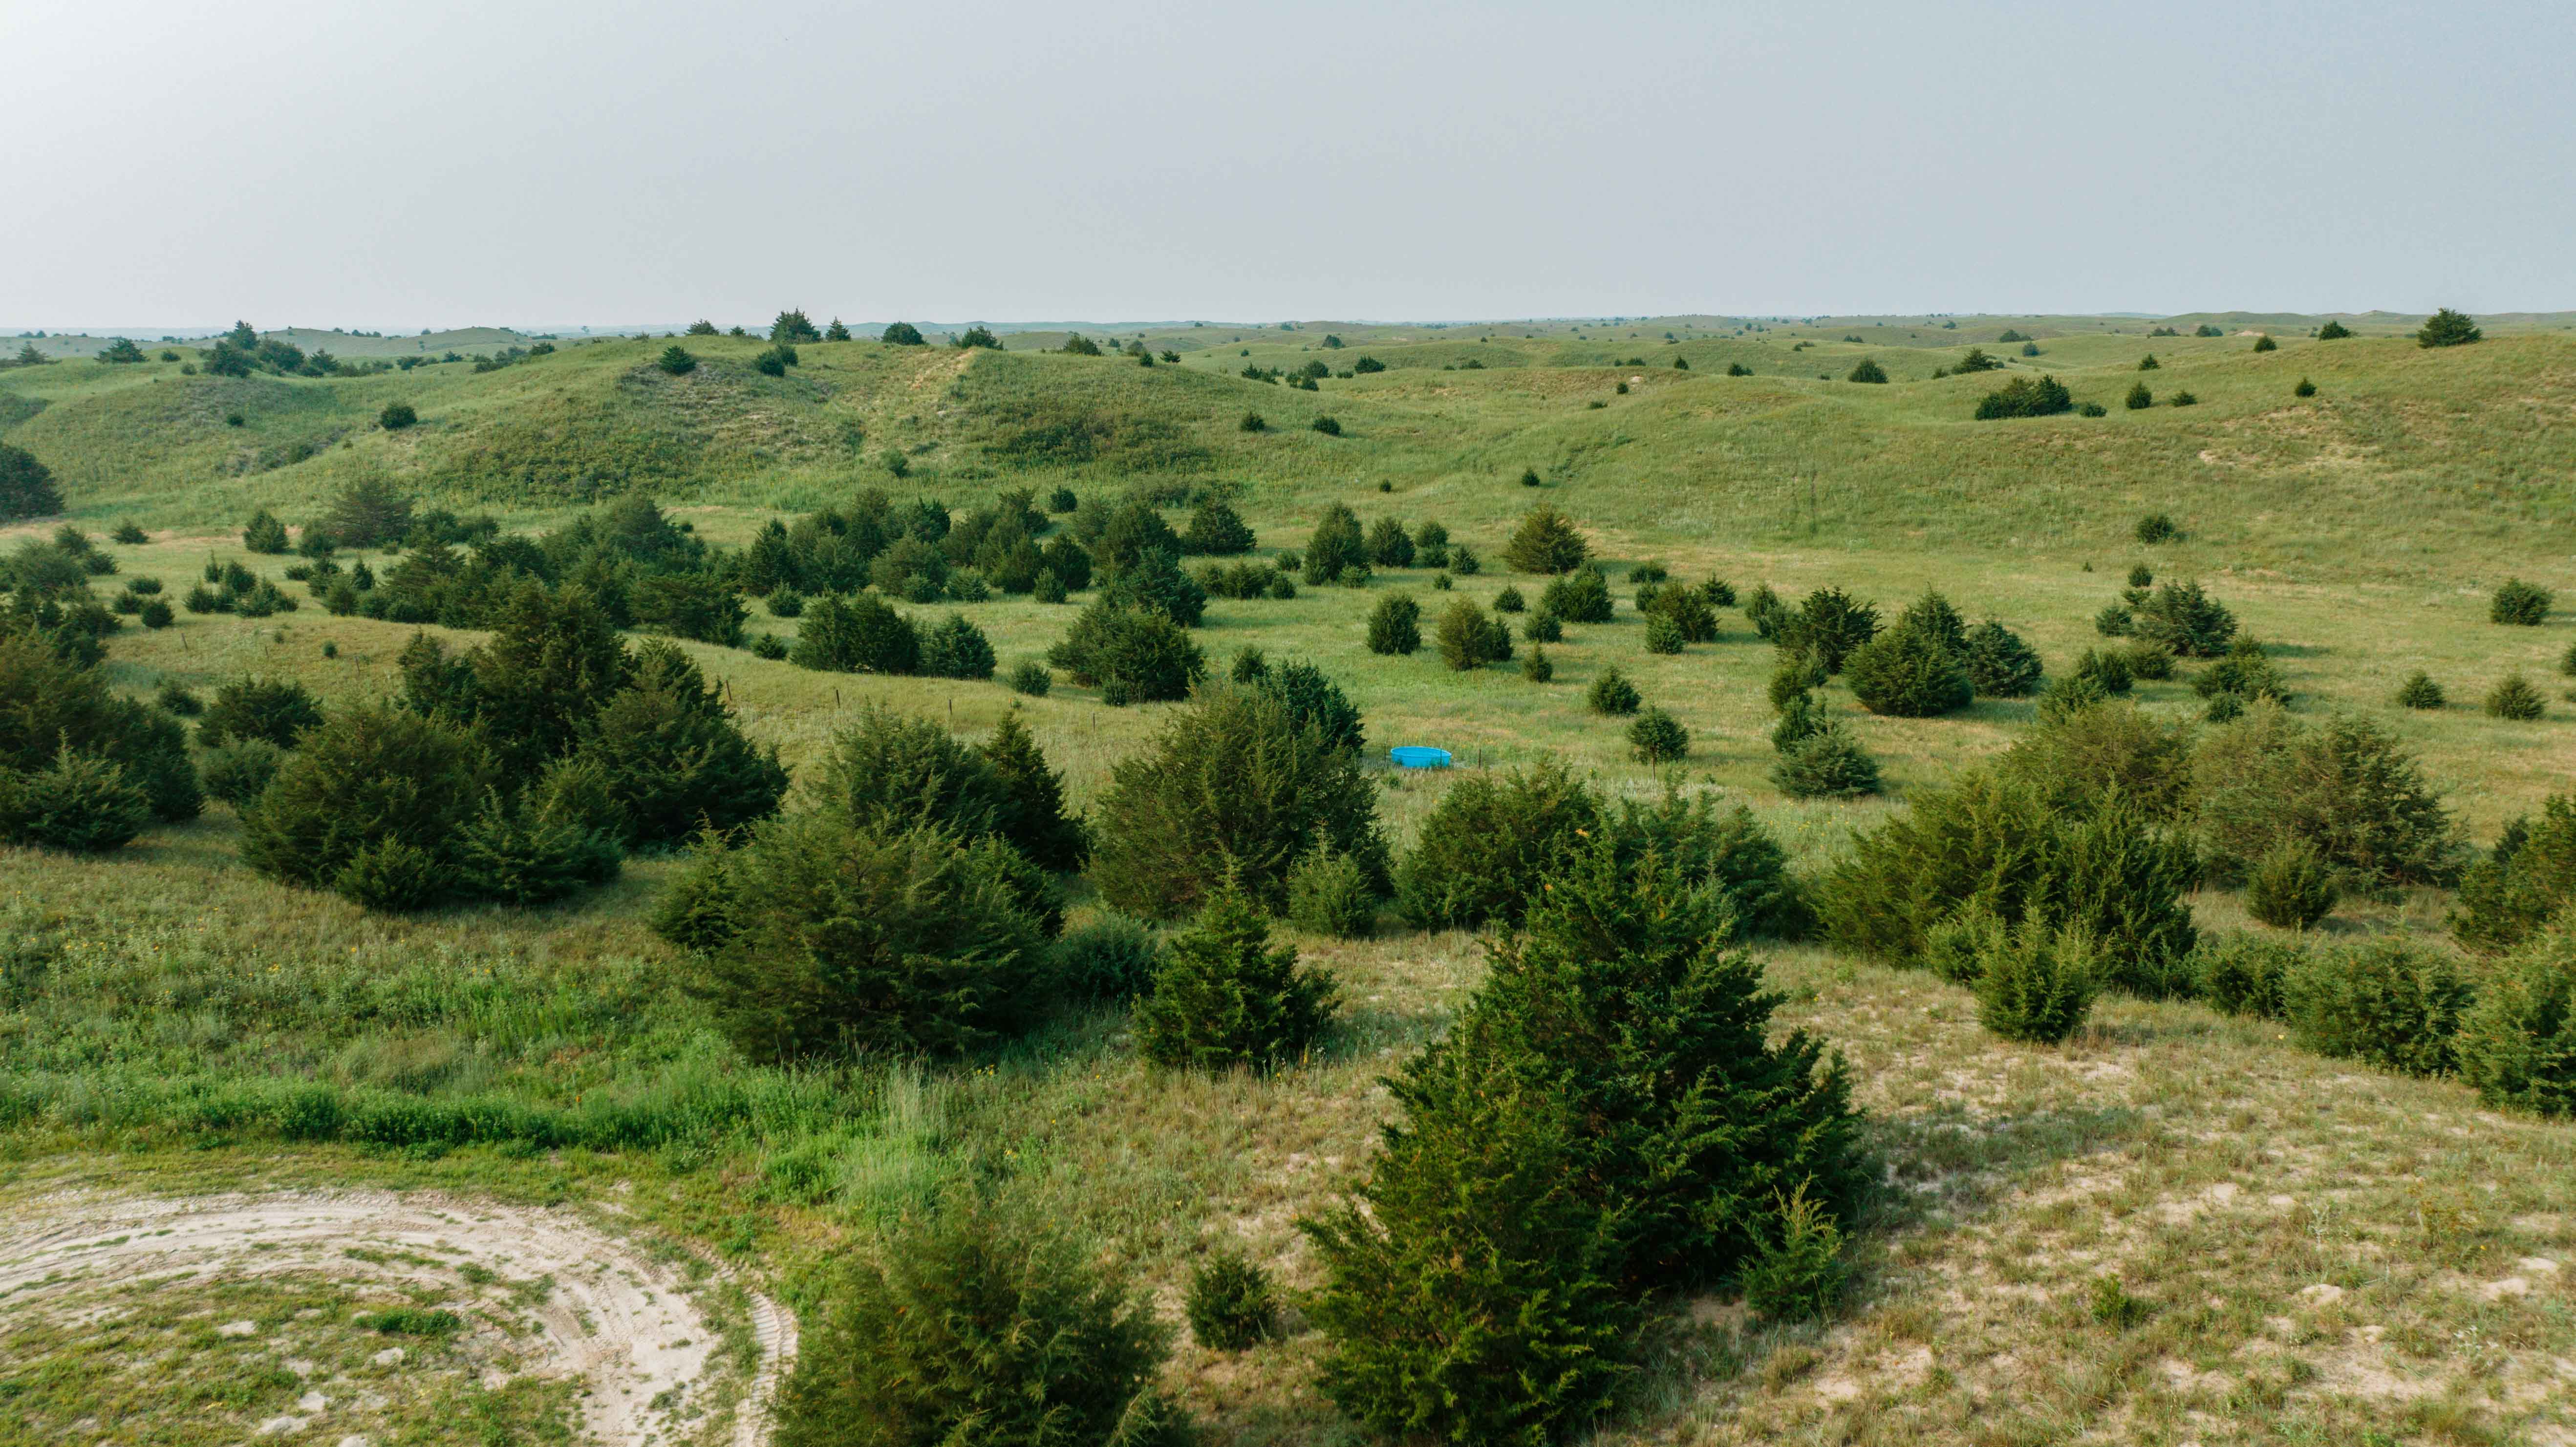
0, 1191, 794, 1446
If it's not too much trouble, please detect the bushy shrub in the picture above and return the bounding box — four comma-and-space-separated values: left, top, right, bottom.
1048, 914, 1162, 1002
1639, 581, 1718, 642
2191, 704, 2459, 888
1767, 647, 1827, 710
2193, 638, 2289, 704
1365, 592, 1420, 655
2397, 673, 2445, 709
2122, 641, 2175, 681
1739, 1184, 1849, 1322
2487, 672, 2546, 720
920, 613, 998, 680
1996, 698, 2193, 821
0, 632, 198, 826
1782, 587, 1878, 672
1539, 565, 1613, 624
1134, 883, 1338, 1071
656, 345, 697, 376
1304, 846, 1860, 1440
1818, 770, 2196, 992
1627, 706, 1688, 763
2452, 797, 2576, 955
1179, 500, 1255, 556
1185, 1251, 1280, 1351
242, 509, 290, 554
2282, 938, 2469, 1077
2094, 601, 2134, 637
1254, 659, 1366, 753
2134, 512, 2178, 545
198, 676, 325, 749
1300, 504, 1369, 584
2192, 931, 2299, 1020
2417, 308, 2481, 348
1363, 516, 1415, 568
379, 400, 417, 430
1491, 584, 1525, 614
1846, 357, 1888, 383
241, 705, 490, 903
200, 738, 285, 808
1587, 666, 1640, 715
2131, 580, 2236, 658
1770, 721, 1881, 799
1288, 847, 1377, 937
668, 811, 1044, 1059
774, 1205, 1185, 1447
1088, 684, 1389, 918
2454, 928, 2576, 1117
1522, 644, 1553, 682
1846, 623, 1974, 717
1642, 612, 1684, 654
2318, 319, 2352, 339
1394, 761, 1599, 930
1605, 787, 1806, 938
1744, 583, 1787, 638
2067, 647, 2134, 697
576, 640, 789, 848
452, 775, 623, 905
1969, 915, 2100, 1044
2245, 842, 2338, 929
1502, 504, 1590, 574
0, 746, 154, 853
0, 442, 65, 522
1973, 374, 2073, 420
1520, 609, 1562, 643
1047, 600, 1203, 704
1434, 596, 1513, 669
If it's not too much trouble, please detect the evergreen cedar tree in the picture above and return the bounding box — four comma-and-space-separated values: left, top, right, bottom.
2318, 319, 2353, 339
1301, 503, 1370, 583
1502, 504, 1589, 574
770, 309, 823, 344
0, 442, 63, 522
2491, 578, 2554, 626
0, 630, 200, 851
656, 345, 697, 375
822, 318, 851, 341
1781, 586, 1879, 673
2417, 308, 2481, 348
1087, 683, 1389, 920
879, 321, 924, 345
955, 325, 1001, 348
772, 1205, 1188, 1447
1540, 566, 1612, 624
1132, 882, 1338, 1072
1302, 842, 1863, 1443
1366, 592, 1421, 655
1434, 596, 1513, 669
1975, 374, 2073, 419
1846, 357, 1888, 383
2453, 795, 2576, 956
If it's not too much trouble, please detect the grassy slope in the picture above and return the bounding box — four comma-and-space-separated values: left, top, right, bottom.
5, 319, 2576, 1443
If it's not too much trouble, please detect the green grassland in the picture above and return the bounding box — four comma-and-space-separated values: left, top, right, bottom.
5, 312, 2576, 1444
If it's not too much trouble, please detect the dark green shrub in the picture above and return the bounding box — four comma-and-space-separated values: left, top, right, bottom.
240, 705, 489, 900
774, 1205, 1185, 1447
632, 572, 748, 647
1782, 587, 1878, 672
766, 588, 805, 618
1770, 690, 1825, 753
1288, 847, 1377, 937
2294, 377, 2317, 398
1185, 1251, 1280, 1351
1996, 698, 2194, 821
1412, 519, 1450, 568
1521, 609, 1562, 643
750, 633, 788, 660
1587, 666, 1640, 715
2134, 512, 2178, 545
0, 746, 154, 853
1310, 415, 1341, 435
2454, 928, 2576, 1117
2122, 641, 2175, 681
2416, 308, 2481, 348
2131, 580, 2235, 657
1522, 644, 1553, 682
242, 510, 290, 554
1048, 914, 1162, 1002
980, 709, 1088, 872
2094, 602, 2134, 637
1642, 612, 1684, 654
2252, 334, 2277, 353
2490, 578, 2553, 626
920, 613, 998, 680
2191, 931, 2299, 1020
1255, 659, 1365, 753
1627, 706, 1688, 763
156, 681, 202, 716
1238, 410, 1265, 432
1394, 761, 1599, 931
2245, 842, 2338, 929
1434, 597, 1513, 669
2067, 647, 2134, 696
816, 703, 1014, 842
1300, 504, 1369, 585
2193, 637, 2289, 703
1134, 883, 1338, 1071
2396, 672, 2444, 709
670, 811, 1044, 1059
1739, 1184, 1848, 1323
1364, 516, 1415, 568
452, 776, 623, 905
2283, 938, 2470, 1077
111, 520, 149, 545
1639, 581, 1718, 642
576, 640, 789, 848
1450, 543, 1481, 575
1366, 593, 1420, 655
1767, 646, 1827, 710
1974, 374, 2073, 420
2318, 319, 2352, 340
1846, 623, 1974, 717
656, 345, 697, 376
2191, 705, 2460, 888
1603, 787, 1806, 938
1771, 722, 1881, 799
1846, 357, 1887, 383
195, 674, 324, 746
1971, 916, 2100, 1044
200, 738, 285, 808
2488, 673, 2546, 720
1501, 504, 1589, 574
2452, 797, 2576, 955
2169, 390, 2198, 406
379, 401, 418, 430
1743, 583, 1786, 638
1539, 565, 1613, 623
1180, 500, 1255, 556
0, 444, 64, 521
0, 633, 197, 824
1047, 600, 1203, 704
1088, 685, 1388, 919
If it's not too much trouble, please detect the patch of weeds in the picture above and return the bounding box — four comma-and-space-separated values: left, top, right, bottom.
2088, 1275, 2153, 1329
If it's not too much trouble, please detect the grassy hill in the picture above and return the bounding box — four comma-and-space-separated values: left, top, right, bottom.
4, 312, 2575, 1444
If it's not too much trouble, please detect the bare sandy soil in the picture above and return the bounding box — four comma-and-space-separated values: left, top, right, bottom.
0, 1190, 794, 1445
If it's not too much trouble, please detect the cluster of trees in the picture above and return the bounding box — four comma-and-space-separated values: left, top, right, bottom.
0, 629, 198, 852
201, 321, 388, 379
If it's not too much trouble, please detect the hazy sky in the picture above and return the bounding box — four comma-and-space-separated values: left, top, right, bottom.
8, 0, 2572, 330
